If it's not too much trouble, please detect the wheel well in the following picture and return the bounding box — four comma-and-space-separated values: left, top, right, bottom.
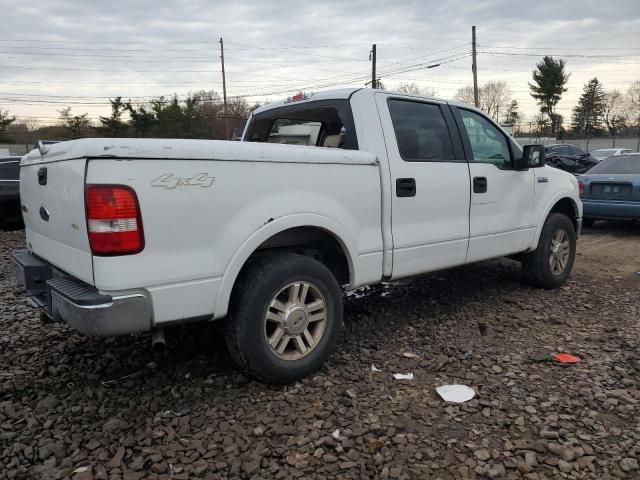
550, 197, 579, 231
238, 227, 351, 286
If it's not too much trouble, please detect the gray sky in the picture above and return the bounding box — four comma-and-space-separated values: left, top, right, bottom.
1, 0, 639, 125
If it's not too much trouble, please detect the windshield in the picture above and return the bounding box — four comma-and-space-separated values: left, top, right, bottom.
587, 155, 640, 174
591, 149, 616, 159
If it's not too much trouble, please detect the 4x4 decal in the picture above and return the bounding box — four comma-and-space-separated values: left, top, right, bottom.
151, 173, 215, 189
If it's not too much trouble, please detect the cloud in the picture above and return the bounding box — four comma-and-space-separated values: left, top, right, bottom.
0, 0, 638, 123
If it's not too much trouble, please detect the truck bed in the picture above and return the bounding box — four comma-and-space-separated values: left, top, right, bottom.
19, 138, 383, 324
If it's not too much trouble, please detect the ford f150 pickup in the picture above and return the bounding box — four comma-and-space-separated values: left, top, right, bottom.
12, 88, 582, 383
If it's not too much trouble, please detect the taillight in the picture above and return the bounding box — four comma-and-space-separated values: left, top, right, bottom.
86, 185, 144, 255
578, 180, 584, 194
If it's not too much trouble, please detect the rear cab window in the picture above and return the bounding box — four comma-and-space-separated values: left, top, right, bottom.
244, 99, 358, 150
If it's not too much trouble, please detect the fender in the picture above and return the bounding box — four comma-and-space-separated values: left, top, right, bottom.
530, 190, 581, 250
213, 213, 358, 319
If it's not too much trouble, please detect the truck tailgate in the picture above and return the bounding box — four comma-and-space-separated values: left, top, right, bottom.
20, 157, 93, 284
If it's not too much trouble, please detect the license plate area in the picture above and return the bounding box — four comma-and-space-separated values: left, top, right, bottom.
590, 183, 632, 198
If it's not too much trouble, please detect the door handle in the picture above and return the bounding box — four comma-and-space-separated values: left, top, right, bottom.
473, 176, 487, 193
396, 178, 416, 197
38, 167, 47, 186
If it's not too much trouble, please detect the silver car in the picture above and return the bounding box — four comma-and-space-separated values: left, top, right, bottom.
590, 148, 635, 161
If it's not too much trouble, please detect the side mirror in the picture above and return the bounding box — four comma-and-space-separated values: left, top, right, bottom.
516, 144, 545, 169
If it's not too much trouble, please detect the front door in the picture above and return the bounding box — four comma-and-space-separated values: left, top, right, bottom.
453, 107, 536, 263
376, 94, 471, 279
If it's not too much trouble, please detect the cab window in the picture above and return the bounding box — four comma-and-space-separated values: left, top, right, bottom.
388, 99, 455, 162
459, 109, 512, 168
245, 100, 358, 150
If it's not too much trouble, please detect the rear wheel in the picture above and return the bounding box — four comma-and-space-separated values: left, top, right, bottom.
225, 253, 343, 384
522, 213, 576, 289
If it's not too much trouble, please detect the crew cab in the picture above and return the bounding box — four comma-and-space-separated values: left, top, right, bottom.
12, 88, 582, 383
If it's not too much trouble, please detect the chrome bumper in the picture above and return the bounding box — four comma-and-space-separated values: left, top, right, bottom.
11, 249, 151, 336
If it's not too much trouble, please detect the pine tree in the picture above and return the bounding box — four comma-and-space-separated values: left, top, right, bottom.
571, 78, 606, 137
529, 56, 570, 135
97, 97, 128, 137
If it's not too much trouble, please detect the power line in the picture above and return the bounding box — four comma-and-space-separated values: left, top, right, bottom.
480, 51, 640, 62
0, 38, 220, 45
482, 45, 640, 51
0, 51, 371, 64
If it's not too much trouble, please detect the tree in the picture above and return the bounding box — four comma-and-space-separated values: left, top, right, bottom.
6, 118, 40, 145
454, 82, 513, 122
603, 89, 628, 138
532, 113, 550, 138
397, 82, 436, 97
453, 85, 475, 105
0, 108, 16, 142
482, 81, 512, 122
529, 56, 570, 135
627, 80, 640, 138
126, 103, 155, 137
58, 107, 91, 139
97, 97, 128, 137
571, 78, 606, 137
504, 100, 520, 125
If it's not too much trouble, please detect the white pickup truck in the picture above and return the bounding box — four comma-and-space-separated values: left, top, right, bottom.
12, 88, 582, 383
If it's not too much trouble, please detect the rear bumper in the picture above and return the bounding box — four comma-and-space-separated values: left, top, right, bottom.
582, 199, 640, 220
11, 249, 151, 336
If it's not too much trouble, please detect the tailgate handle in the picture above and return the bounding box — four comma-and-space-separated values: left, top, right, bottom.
38, 167, 47, 186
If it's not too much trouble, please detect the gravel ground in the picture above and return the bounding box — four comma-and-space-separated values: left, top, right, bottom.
1, 223, 639, 480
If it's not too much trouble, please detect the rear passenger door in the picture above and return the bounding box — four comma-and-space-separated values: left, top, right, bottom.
376, 95, 471, 279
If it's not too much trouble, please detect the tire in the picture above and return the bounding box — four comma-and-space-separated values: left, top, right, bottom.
522, 213, 576, 289
582, 218, 595, 228
225, 253, 343, 384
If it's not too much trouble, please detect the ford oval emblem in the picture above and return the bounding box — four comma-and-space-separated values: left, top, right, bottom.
39, 206, 50, 222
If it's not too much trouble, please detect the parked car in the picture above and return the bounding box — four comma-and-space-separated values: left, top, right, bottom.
11, 88, 582, 383
545, 144, 598, 174
578, 153, 640, 226
589, 148, 635, 162
0, 156, 22, 225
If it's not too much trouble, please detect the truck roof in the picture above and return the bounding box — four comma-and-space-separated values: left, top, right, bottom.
252, 87, 476, 115
251, 88, 363, 115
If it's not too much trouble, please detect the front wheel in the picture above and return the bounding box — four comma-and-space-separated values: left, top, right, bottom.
522, 213, 576, 289
225, 253, 343, 384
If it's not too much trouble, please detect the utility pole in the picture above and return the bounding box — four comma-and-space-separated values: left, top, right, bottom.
472, 26, 479, 108
370, 44, 377, 89
219, 37, 229, 140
